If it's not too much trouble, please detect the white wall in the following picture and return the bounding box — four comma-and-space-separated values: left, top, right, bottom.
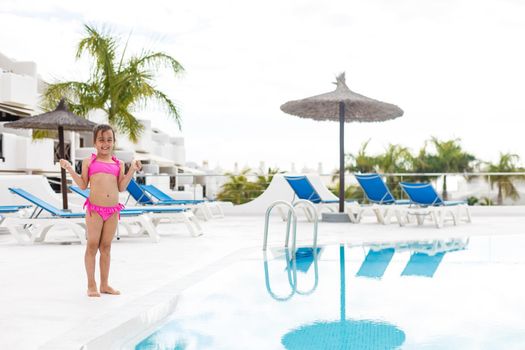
0, 52, 37, 77
0, 132, 55, 172
0, 73, 37, 107
134, 119, 152, 153
222, 174, 338, 215
0, 52, 37, 108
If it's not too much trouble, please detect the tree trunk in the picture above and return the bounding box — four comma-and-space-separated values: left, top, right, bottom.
442, 175, 448, 201
497, 184, 503, 205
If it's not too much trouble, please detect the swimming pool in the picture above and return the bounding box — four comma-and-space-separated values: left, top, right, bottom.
133, 235, 525, 349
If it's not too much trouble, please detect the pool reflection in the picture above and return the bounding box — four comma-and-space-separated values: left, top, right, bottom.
263, 238, 470, 350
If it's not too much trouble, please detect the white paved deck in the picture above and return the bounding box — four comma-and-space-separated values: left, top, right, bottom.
1, 211, 524, 349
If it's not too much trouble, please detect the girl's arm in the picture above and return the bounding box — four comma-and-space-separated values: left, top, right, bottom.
60, 158, 90, 190
118, 159, 142, 192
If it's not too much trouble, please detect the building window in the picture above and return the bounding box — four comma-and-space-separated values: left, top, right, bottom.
53, 141, 71, 163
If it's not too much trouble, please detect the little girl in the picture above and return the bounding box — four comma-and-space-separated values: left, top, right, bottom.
60, 124, 141, 297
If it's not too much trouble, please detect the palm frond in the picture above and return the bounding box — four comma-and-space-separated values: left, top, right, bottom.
77, 24, 117, 76
41, 81, 102, 116
112, 109, 144, 143
151, 90, 182, 129
134, 51, 184, 75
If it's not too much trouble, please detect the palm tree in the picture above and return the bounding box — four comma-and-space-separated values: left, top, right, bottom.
428, 137, 475, 200
327, 140, 378, 199
328, 183, 364, 202
406, 142, 440, 184
42, 24, 184, 142
375, 144, 412, 198
484, 153, 525, 205
256, 167, 281, 189
217, 168, 264, 205
344, 140, 379, 174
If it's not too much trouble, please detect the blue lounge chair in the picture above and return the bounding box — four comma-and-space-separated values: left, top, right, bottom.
284, 176, 340, 221
0, 205, 31, 213
3, 188, 157, 243
126, 179, 156, 205
127, 180, 209, 219
141, 184, 205, 205
356, 247, 395, 279
399, 182, 471, 228
353, 174, 410, 224
0, 205, 32, 230
70, 186, 203, 237
141, 184, 224, 220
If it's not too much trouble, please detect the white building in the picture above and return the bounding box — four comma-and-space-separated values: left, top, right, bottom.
0, 52, 56, 174
0, 52, 213, 199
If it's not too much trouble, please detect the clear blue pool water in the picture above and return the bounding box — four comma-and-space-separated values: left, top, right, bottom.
135, 235, 525, 349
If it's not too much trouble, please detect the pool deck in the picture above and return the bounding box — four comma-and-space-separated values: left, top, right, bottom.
1, 209, 524, 349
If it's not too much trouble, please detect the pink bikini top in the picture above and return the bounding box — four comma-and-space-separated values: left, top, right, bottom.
88, 154, 121, 178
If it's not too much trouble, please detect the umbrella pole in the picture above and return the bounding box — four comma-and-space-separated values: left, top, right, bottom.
338, 102, 345, 213
58, 126, 68, 210
339, 244, 346, 321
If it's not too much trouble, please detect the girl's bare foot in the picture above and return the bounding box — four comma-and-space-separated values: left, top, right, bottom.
87, 287, 101, 297
100, 285, 120, 295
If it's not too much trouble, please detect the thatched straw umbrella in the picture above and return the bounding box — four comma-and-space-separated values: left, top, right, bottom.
5, 99, 97, 210
281, 73, 403, 219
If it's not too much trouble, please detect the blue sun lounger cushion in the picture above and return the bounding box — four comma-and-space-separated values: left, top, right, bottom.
0, 205, 31, 213
9, 188, 87, 218
6, 188, 162, 243
70, 186, 189, 214
141, 184, 206, 205
284, 176, 338, 204
399, 182, 466, 207
10, 187, 147, 217
398, 182, 471, 228
127, 179, 156, 205
355, 174, 410, 205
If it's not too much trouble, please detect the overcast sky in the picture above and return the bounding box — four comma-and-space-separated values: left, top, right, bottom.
1, 0, 524, 173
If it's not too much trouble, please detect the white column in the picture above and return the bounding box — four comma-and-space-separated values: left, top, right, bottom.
69, 131, 76, 166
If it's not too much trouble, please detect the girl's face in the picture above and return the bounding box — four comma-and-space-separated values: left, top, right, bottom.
94, 130, 115, 156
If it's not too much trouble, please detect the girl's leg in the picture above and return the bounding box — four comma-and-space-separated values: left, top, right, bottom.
99, 213, 120, 295
85, 212, 104, 297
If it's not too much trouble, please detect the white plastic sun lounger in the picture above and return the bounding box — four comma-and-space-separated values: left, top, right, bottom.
2, 188, 158, 244
70, 186, 203, 237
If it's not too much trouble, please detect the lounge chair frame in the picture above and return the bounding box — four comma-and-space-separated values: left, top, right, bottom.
71, 185, 203, 237
351, 174, 410, 225
2, 188, 158, 244
400, 182, 472, 228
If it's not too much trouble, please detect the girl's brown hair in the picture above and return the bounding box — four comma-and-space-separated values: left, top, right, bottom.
93, 124, 116, 143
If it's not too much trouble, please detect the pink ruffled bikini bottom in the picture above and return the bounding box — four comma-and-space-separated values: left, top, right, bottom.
84, 198, 125, 221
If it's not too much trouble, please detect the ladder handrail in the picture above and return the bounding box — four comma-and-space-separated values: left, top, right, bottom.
263, 200, 297, 254
292, 200, 319, 249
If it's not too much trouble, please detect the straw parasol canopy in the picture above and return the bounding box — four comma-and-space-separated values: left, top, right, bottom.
5, 99, 97, 209
4, 99, 96, 131
280, 73, 403, 216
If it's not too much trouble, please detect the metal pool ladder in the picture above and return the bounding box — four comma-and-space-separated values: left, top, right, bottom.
263, 200, 319, 255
